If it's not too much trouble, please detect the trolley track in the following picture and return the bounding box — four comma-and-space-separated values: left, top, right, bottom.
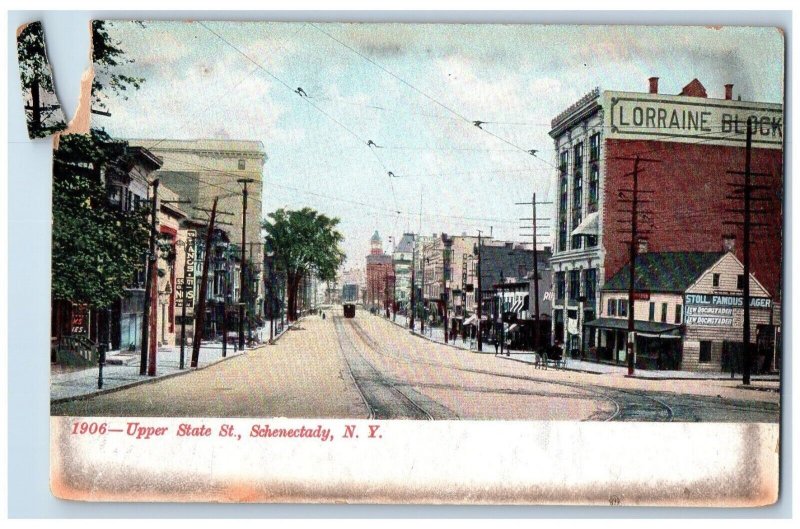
349, 318, 683, 421
333, 316, 436, 420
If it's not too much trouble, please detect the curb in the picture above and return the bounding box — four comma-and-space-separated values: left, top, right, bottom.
624, 374, 782, 382
735, 384, 781, 393
495, 353, 604, 375
50, 349, 248, 405
51, 319, 305, 405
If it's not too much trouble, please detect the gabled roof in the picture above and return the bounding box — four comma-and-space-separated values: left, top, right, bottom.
395, 233, 415, 253
679, 78, 708, 98
603, 252, 725, 293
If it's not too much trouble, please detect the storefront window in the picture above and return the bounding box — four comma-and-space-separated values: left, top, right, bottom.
699, 341, 712, 363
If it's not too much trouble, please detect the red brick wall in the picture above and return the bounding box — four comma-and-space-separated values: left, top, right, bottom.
366, 262, 394, 304
603, 139, 784, 301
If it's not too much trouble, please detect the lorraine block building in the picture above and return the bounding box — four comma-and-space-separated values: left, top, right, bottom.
548, 77, 783, 363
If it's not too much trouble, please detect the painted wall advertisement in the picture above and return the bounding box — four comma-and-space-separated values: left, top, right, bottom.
684, 293, 771, 326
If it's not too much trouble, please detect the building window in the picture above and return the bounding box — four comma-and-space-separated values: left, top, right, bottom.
588, 164, 600, 213
559, 150, 568, 176
568, 270, 580, 302
555, 272, 566, 301
589, 132, 600, 161
649, 302, 655, 321
737, 274, 745, 290
518, 264, 527, 278
238, 159, 246, 170
559, 174, 568, 252
618, 299, 627, 317
607, 298, 616, 316
571, 143, 583, 251
661, 302, 668, 323
712, 273, 720, 287
584, 268, 597, 302
675, 304, 683, 324
699, 341, 712, 363
573, 142, 584, 171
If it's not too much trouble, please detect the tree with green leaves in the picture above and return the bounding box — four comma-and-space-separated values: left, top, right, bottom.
52, 130, 151, 309
263, 208, 346, 322
91, 21, 144, 115
16, 21, 66, 138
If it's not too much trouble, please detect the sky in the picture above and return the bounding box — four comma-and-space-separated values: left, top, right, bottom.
94, 21, 784, 269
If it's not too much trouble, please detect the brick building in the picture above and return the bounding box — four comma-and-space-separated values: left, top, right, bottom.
548, 77, 783, 361
365, 231, 393, 311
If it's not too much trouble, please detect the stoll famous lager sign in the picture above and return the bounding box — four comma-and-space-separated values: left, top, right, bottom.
604, 91, 783, 149
684, 293, 772, 327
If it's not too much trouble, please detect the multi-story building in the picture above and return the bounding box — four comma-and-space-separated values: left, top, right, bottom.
548, 77, 783, 361
365, 231, 393, 311
128, 138, 267, 318
392, 233, 415, 313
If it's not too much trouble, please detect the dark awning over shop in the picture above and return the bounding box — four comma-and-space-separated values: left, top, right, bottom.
584, 317, 682, 338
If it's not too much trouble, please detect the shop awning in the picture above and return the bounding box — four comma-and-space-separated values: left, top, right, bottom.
464, 315, 479, 326
571, 211, 599, 237
584, 317, 682, 337
510, 299, 524, 313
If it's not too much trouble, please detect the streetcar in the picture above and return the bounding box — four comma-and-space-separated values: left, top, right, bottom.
343, 303, 356, 318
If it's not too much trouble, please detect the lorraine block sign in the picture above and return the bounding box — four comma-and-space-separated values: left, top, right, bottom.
604, 91, 783, 149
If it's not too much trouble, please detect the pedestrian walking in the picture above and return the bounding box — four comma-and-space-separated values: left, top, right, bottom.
494, 339, 499, 354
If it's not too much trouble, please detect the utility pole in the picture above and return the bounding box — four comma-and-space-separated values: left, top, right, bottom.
410, 238, 416, 330
140, 179, 159, 376
420, 249, 427, 335
442, 245, 449, 344
613, 155, 658, 376
237, 178, 254, 351
517, 193, 552, 351
30, 73, 41, 133
724, 117, 771, 385
191, 197, 218, 368
476, 230, 483, 352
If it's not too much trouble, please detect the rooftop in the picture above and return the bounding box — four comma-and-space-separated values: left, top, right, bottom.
603, 252, 725, 293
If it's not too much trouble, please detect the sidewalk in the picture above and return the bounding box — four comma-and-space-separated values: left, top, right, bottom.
50, 321, 293, 402
385, 313, 781, 382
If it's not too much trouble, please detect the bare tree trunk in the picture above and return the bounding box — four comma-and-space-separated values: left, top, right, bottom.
287, 272, 299, 322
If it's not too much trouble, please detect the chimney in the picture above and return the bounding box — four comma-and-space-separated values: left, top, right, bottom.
637, 238, 649, 254
648, 77, 659, 94
724, 84, 734, 100
723, 235, 736, 252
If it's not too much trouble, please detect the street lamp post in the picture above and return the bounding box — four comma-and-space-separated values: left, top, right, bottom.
159, 282, 172, 345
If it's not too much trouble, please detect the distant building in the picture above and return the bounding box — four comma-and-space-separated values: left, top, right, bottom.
365, 231, 393, 310
392, 233, 415, 313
